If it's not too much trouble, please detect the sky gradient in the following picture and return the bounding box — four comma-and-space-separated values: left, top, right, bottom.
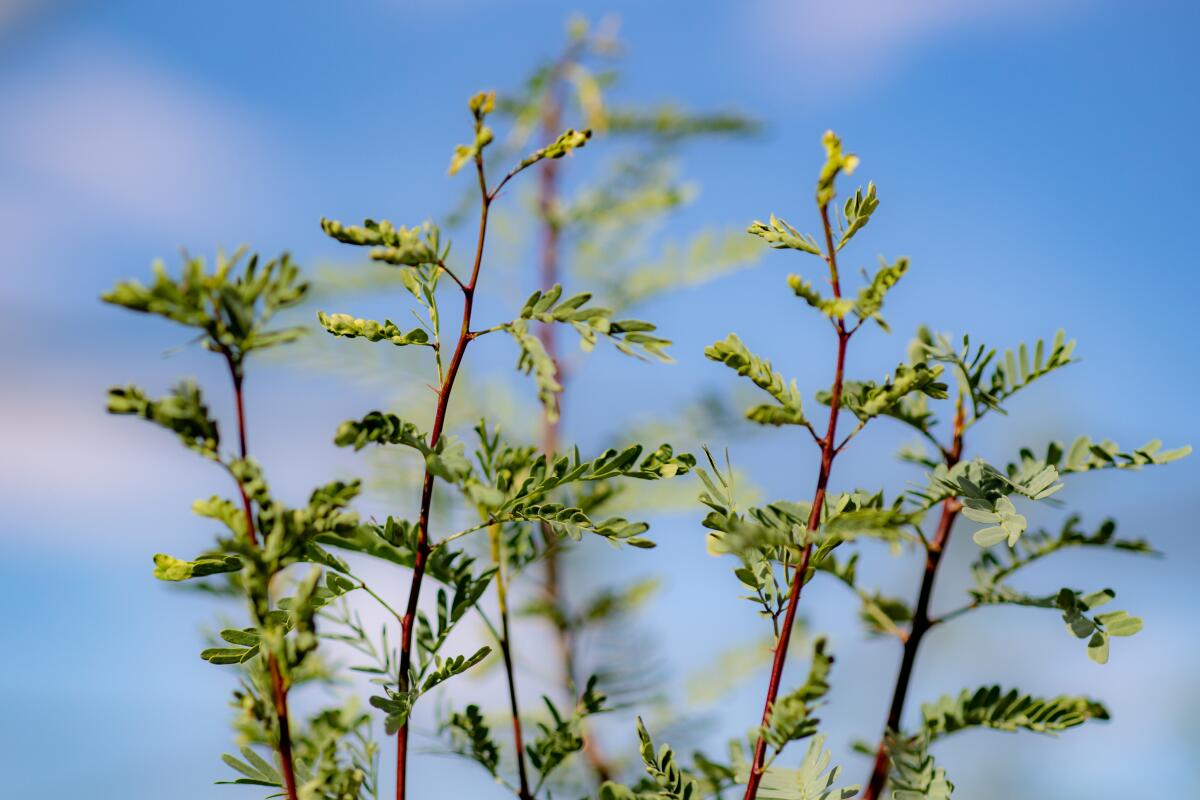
2, 1, 1197, 798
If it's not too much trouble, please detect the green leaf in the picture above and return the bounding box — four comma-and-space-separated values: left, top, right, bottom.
981, 330, 1078, 411
103, 257, 211, 327
759, 638, 833, 749
748, 734, 859, 800
320, 517, 494, 610
420, 646, 492, 692
505, 502, 655, 548
967, 584, 1141, 664
962, 495, 1027, 548
502, 443, 695, 515
705, 333, 806, 426
1096, 610, 1143, 637
317, 518, 415, 567
448, 142, 478, 176
425, 435, 473, 482
320, 218, 445, 267
887, 734, 953, 800
635, 717, 700, 800
515, 283, 672, 361
370, 689, 416, 735
102, 249, 308, 357
970, 515, 1155, 590
217, 747, 282, 787
747, 214, 821, 254
598, 783, 650, 800
920, 686, 1109, 740
152, 553, 242, 582
316, 311, 431, 346
218, 627, 260, 647
448, 93, 499, 175
334, 411, 427, 452
824, 363, 947, 423
525, 678, 609, 782
912, 459, 1063, 547
787, 275, 855, 319
191, 496, 246, 538
200, 645, 259, 665
334, 414, 472, 482
1014, 435, 1193, 475
921, 329, 1077, 419
853, 256, 908, 331
838, 182, 879, 250
515, 127, 593, 172
816, 130, 859, 206
107, 382, 220, 458
443, 704, 500, 776
600, 104, 759, 138
505, 318, 564, 422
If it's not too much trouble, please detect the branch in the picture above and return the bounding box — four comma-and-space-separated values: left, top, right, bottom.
928, 600, 978, 628
862, 396, 965, 800
345, 571, 405, 623
742, 199, 849, 800
834, 419, 867, 454
532, 46, 618, 787
221, 355, 299, 800
395, 148, 493, 800
490, 522, 534, 799
438, 260, 468, 292
803, 420, 823, 446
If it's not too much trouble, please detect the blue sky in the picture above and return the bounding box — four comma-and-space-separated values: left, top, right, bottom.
1, 1, 1197, 798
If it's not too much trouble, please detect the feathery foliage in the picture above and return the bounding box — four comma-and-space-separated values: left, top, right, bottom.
101, 22, 1186, 800
676, 129, 1185, 800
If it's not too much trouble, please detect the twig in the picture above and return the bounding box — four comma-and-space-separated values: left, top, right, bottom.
834, 419, 867, 454
532, 41, 617, 787
346, 572, 405, 623
742, 202, 849, 800
222, 354, 299, 800
929, 600, 979, 628
861, 397, 965, 800
490, 522, 534, 799
438, 260, 468, 292
395, 148, 494, 800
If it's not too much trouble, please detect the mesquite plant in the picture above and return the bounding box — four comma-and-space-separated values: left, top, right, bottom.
488, 16, 758, 788
589, 132, 1189, 800
105, 92, 696, 800
103, 70, 1188, 800
299, 18, 759, 794
104, 251, 374, 798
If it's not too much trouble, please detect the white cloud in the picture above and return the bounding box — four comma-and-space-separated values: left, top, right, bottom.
0, 367, 353, 548
0, 35, 300, 313
0, 381, 217, 543
0, 38, 318, 549
0, 37, 274, 233
751, 0, 1091, 91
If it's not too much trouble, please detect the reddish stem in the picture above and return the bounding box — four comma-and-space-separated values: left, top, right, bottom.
224, 357, 298, 800
223, 357, 259, 548
230, 364, 249, 458
395, 152, 494, 800
268, 656, 300, 800
532, 47, 616, 786
861, 400, 965, 800
743, 204, 848, 800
